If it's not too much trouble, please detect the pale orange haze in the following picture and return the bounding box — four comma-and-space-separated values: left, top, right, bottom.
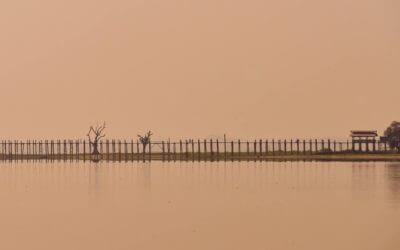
1, 0, 399, 140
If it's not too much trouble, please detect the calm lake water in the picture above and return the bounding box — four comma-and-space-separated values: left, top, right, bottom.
0, 161, 399, 250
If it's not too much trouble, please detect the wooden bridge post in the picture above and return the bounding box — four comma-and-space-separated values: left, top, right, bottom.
191, 140, 195, 161
314, 139, 318, 153
203, 139, 207, 160
278, 140, 281, 154
124, 140, 128, 162
51, 140, 54, 161
18, 140, 21, 160
148, 140, 152, 162
39, 140, 42, 159
83, 140, 86, 162
210, 139, 214, 161
168, 140, 171, 162
231, 141, 235, 160
8, 141, 11, 160
106, 140, 110, 162
20, 141, 23, 161
5, 141, 8, 161
173, 142, 177, 161
17, 141, 21, 161
46, 140, 51, 161
179, 140, 183, 160
8, 141, 12, 161
111, 140, 115, 162
37, 140, 40, 160
197, 139, 201, 161
89, 140, 93, 161
118, 140, 121, 162
131, 140, 134, 162
13, 141, 16, 161
22, 141, 25, 160
185, 140, 189, 160
272, 139, 275, 155
75, 140, 79, 162
57, 140, 60, 161
284, 140, 287, 154
290, 139, 293, 154
70, 140, 74, 162
136, 140, 139, 162
12, 141, 16, 161
238, 140, 241, 159
372, 139, 376, 152
224, 136, 227, 161
246, 141, 250, 160
63, 140, 67, 161
216, 139, 220, 161
162, 141, 165, 162
14, 141, 18, 161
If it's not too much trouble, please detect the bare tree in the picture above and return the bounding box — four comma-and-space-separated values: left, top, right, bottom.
138, 131, 153, 154
87, 122, 106, 155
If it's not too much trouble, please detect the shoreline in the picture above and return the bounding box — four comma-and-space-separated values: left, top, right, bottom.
1, 153, 400, 162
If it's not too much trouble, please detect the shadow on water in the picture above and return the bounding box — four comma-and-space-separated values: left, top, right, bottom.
351, 162, 377, 196
385, 163, 400, 202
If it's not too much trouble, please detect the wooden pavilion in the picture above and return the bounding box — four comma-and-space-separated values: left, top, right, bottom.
350, 130, 378, 152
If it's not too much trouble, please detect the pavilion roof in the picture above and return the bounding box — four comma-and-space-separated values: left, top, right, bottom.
350, 130, 378, 137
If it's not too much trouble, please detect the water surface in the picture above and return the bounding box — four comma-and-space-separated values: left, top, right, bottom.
0, 161, 399, 250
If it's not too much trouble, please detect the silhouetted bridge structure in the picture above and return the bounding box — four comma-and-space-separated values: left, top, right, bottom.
0, 138, 397, 162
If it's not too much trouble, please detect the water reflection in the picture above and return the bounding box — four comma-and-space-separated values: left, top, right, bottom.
385, 163, 400, 203
0, 161, 399, 250
351, 163, 378, 200
1, 161, 400, 200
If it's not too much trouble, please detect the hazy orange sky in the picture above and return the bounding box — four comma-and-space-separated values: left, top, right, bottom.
1, 0, 399, 140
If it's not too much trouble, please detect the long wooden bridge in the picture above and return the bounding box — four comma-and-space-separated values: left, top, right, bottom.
0, 138, 396, 162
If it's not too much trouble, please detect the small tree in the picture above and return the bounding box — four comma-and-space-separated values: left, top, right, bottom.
383, 121, 400, 152
87, 122, 106, 155
138, 131, 153, 155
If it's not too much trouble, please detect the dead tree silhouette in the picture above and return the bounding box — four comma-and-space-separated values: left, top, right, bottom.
138, 131, 153, 156
87, 122, 106, 155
